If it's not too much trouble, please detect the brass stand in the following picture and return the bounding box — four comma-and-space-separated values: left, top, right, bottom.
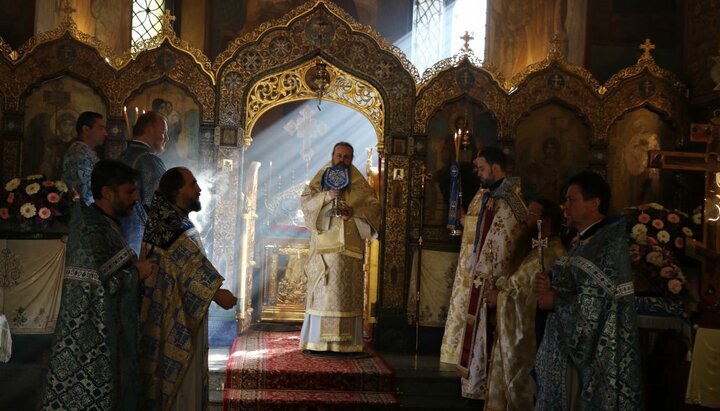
414, 164, 432, 354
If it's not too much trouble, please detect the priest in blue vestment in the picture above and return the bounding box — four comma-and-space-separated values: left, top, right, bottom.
534, 171, 643, 410
43, 160, 157, 411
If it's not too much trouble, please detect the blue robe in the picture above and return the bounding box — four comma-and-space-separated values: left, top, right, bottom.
119, 141, 166, 254
61, 141, 99, 205
42, 203, 139, 411
535, 217, 643, 410
138, 193, 223, 411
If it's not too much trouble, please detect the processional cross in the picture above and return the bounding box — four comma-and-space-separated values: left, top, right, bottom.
648, 109, 720, 321
532, 220, 548, 272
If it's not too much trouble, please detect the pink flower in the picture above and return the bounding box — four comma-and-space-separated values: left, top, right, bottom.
47, 192, 60, 203
6, 192, 14, 204
675, 237, 685, 249
638, 204, 650, 211
668, 279, 683, 294
652, 219, 665, 229
38, 207, 52, 220
660, 266, 676, 278
638, 213, 651, 224
647, 236, 658, 245
42, 180, 55, 187
0, 208, 8, 219
667, 213, 680, 223
646, 251, 664, 267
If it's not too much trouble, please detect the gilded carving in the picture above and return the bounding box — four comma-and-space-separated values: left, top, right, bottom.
118, 45, 216, 121
383, 155, 410, 309
244, 59, 384, 144
415, 60, 507, 136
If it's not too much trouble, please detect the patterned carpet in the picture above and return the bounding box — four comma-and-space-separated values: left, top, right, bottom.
223, 330, 399, 410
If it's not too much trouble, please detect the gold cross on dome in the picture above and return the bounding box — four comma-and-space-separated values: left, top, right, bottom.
460, 31, 474, 52
58, 0, 76, 18
640, 38, 655, 59
160, 9, 176, 31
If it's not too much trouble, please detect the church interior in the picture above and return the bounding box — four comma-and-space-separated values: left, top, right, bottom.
1, 0, 720, 409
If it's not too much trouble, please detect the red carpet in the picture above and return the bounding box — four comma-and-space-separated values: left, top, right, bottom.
223, 331, 399, 410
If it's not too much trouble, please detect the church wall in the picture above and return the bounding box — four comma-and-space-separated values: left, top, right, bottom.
34, 0, 131, 53
486, 0, 576, 81
180, 0, 207, 53
682, 0, 720, 111
0, 1, 34, 49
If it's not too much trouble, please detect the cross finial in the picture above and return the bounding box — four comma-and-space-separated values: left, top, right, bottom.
58, 0, 76, 20
160, 9, 176, 32
640, 38, 656, 59
460, 31, 474, 52
549, 34, 564, 59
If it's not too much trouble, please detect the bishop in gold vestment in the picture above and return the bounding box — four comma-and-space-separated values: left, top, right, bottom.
300, 142, 381, 352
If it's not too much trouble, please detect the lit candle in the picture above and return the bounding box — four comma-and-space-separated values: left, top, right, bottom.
123, 106, 131, 139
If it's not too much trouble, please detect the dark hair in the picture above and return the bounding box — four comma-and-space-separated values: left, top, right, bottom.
332, 141, 354, 159
158, 167, 187, 204
478, 146, 507, 171
566, 171, 611, 215
532, 197, 563, 234
133, 111, 165, 137
91, 160, 139, 199
76, 111, 103, 136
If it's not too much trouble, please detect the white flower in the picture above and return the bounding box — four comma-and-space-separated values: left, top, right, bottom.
55, 181, 68, 193
649, 203, 664, 210
656, 230, 670, 243
631, 224, 648, 241
682, 227, 694, 237
692, 213, 702, 225
26, 174, 44, 180
667, 279, 683, 294
25, 183, 41, 195
4, 178, 20, 191
20, 203, 37, 218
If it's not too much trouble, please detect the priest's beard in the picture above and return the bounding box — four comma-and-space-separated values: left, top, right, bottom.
189, 197, 202, 212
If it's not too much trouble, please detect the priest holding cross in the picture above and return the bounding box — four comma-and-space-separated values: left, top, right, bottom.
533, 171, 643, 410
483, 198, 566, 410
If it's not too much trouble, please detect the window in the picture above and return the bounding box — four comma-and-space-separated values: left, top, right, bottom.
131, 0, 167, 52
411, 0, 487, 74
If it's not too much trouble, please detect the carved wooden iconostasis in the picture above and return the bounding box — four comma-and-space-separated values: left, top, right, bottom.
0, 1, 705, 349
213, 1, 416, 335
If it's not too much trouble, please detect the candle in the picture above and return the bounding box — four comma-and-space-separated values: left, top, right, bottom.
123, 106, 132, 139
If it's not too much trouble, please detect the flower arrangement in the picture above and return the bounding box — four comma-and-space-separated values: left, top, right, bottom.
624, 202, 700, 302
0, 175, 75, 231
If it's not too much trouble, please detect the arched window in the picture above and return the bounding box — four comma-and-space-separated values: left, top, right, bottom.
412, 0, 487, 74
131, 0, 167, 52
